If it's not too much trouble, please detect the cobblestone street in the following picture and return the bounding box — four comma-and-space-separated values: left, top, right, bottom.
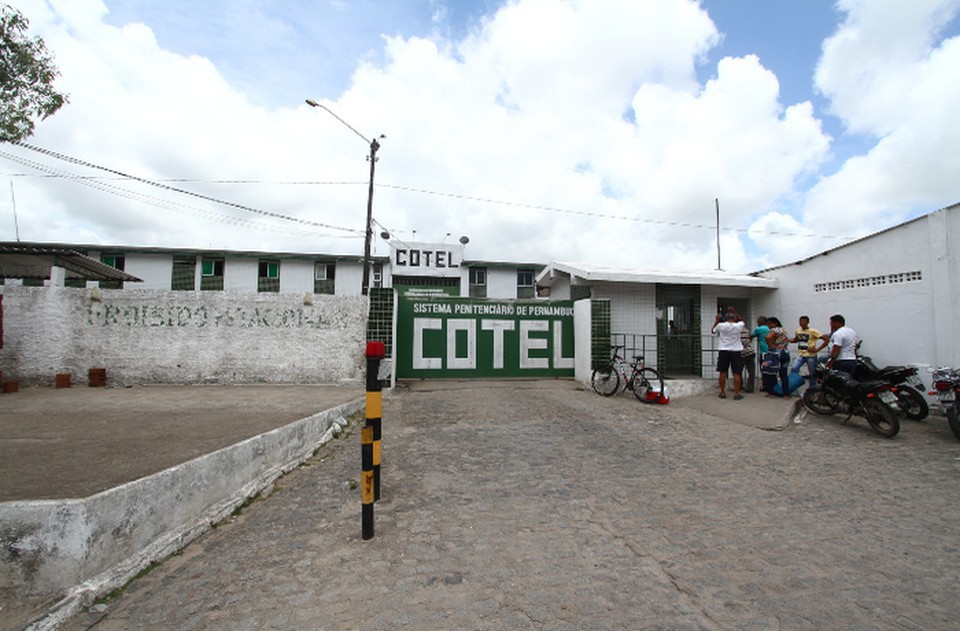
60, 380, 960, 630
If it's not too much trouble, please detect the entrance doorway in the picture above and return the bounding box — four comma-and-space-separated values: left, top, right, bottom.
656, 284, 701, 376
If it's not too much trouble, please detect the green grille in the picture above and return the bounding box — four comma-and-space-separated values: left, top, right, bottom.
367, 287, 394, 356
171, 257, 196, 291
591, 299, 611, 370
314, 279, 335, 294
258, 277, 280, 293
200, 275, 224, 291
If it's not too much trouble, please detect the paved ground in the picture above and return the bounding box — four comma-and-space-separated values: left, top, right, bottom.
10, 379, 956, 630
0, 384, 364, 502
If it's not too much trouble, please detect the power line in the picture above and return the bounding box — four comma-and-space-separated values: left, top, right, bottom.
11, 143, 362, 235
376, 184, 848, 241
0, 150, 362, 238
5, 144, 852, 242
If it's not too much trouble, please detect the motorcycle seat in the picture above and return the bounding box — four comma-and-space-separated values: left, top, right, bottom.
825, 370, 887, 394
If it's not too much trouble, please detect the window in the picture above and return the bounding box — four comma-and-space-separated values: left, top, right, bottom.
258, 260, 279, 292
314, 262, 335, 294
200, 258, 224, 291
372, 263, 383, 288
100, 253, 125, 289
469, 266, 487, 298
102, 254, 125, 270
814, 270, 923, 293
201, 258, 223, 276
171, 256, 196, 291
517, 269, 535, 299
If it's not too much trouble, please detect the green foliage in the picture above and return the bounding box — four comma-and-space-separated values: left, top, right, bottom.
0, 3, 68, 143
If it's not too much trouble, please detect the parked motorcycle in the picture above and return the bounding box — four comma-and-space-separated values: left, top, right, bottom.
802, 363, 901, 437
853, 354, 929, 420
928, 366, 960, 441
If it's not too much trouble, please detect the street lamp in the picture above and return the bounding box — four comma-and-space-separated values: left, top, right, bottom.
306, 99, 385, 296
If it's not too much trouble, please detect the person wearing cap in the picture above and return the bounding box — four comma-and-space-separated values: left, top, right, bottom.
712, 307, 746, 400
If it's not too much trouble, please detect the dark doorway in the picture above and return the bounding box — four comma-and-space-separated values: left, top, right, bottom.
656, 284, 701, 376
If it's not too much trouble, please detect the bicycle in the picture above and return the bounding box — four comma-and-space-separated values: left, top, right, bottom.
591, 345, 666, 402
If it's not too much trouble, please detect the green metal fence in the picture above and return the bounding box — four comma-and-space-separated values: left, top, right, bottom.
608, 333, 721, 378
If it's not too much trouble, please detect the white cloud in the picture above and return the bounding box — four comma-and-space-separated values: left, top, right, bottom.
3, 0, 959, 274
796, 0, 960, 243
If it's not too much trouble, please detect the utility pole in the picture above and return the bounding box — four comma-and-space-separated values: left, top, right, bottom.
715, 197, 721, 271
306, 99, 384, 296
362, 137, 380, 295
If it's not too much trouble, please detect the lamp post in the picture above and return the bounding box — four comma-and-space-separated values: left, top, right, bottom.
306, 99, 384, 295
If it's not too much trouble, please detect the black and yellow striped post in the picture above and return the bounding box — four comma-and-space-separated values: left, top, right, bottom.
361, 341, 385, 540
365, 341, 385, 501
361, 425, 374, 540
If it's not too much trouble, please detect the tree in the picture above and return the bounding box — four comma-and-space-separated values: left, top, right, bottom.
1, 3, 68, 143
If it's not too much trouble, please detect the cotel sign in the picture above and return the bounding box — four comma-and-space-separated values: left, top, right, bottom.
397, 297, 575, 378
390, 241, 463, 277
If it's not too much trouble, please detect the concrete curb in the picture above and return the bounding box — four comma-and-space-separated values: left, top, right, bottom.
9, 397, 365, 631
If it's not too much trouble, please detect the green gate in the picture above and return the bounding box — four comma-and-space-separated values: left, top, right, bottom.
396, 295, 575, 379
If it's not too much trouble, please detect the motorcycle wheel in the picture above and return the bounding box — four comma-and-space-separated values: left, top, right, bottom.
862, 399, 900, 437
895, 385, 929, 420
947, 406, 960, 441
802, 388, 839, 415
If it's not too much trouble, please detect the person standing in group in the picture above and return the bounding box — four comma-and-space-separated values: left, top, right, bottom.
789, 315, 829, 388
740, 325, 756, 393
712, 307, 746, 400
752, 316, 770, 391
826, 314, 859, 374
763, 317, 791, 398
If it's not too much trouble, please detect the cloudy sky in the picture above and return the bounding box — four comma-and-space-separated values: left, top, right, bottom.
3, 0, 960, 273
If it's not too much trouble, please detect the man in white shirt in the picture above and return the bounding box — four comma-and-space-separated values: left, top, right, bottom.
712, 308, 746, 400
826, 314, 858, 374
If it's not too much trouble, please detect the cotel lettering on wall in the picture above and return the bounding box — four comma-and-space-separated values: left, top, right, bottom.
397, 297, 575, 378
390, 241, 464, 278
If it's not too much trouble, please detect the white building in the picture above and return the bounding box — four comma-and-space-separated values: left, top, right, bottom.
0, 242, 543, 301
536, 262, 777, 378
752, 202, 960, 371
3, 201, 957, 381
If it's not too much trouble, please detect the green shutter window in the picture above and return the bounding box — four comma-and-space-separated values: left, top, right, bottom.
258, 260, 280, 293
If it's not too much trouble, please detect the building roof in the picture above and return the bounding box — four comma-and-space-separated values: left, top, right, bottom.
751, 201, 960, 275
0, 244, 142, 282
0, 240, 390, 263
536, 261, 778, 289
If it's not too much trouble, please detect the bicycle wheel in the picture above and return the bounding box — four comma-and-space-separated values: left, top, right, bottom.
592, 366, 620, 396
632, 367, 665, 403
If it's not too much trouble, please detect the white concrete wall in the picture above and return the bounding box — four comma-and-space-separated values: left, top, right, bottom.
225, 259, 258, 292
574, 299, 592, 385
0, 287, 368, 386
0, 399, 363, 618
542, 274, 571, 300
123, 254, 172, 289
487, 268, 518, 298
280, 259, 315, 294
591, 281, 659, 364
336, 261, 365, 296
754, 207, 960, 370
